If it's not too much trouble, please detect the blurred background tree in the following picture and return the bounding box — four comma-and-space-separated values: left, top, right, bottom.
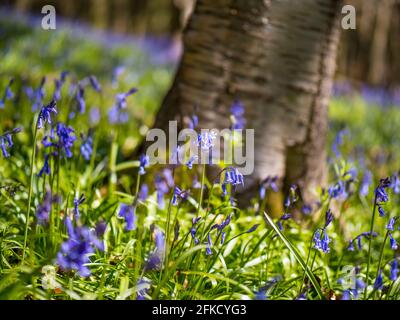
2, 0, 399, 88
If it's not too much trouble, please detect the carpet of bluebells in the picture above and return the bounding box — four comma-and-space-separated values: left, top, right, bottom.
1, 19, 400, 301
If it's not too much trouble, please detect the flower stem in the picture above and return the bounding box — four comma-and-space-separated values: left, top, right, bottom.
22, 118, 39, 264
364, 195, 378, 299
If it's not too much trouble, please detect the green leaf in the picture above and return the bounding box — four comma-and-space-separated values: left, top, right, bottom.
263, 212, 325, 300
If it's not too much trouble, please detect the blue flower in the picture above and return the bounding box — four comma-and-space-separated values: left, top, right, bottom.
328, 180, 348, 200
246, 224, 260, 233
360, 170, 372, 196
38, 153, 51, 177
390, 174, 400, 194
314, 229, 330, 253
348, 232, 378, 251
389, 233, 398, 250
80, 131, 93, 161
118, 203, 137, 231
57, 217, 104, 277
145, 228, 165, 271
95, 221, 107, 237
387, 217, 396, 231
0, 128, 21, 158
56, 123, 76, 158
139, 154, 150, 175
89, 75, 102, 93
390, 259, 398, 281
171, 186, 188, 206
139, 184, 149, 201
301, 204, 312, 215
197, 131, 217, 150
75, 85, 86, 114
375, 177, 391, 204
73, 194, 85, 219
89, 107, 101, 126
332, 129, 348, 158
373, 270, 383, 290
53, 72, 68, 101
0, 78, 14, 108
36, 192, 53, 225
188, 114, 199, 130
324, 209, 334, 228
221, 167, 244, 195
186, 155, 197, 169
230, 99, 246, 129
108, 88, 137, 124
277, 213, 292, 231
37, 100, 57, 129
206, 233, 213, 255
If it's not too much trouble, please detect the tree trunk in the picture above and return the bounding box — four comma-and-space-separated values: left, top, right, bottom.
151, 0, 343, 203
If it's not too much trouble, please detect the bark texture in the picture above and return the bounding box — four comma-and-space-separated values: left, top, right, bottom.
152, 0, 343, 202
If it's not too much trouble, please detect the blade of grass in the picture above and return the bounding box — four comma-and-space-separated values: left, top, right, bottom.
263, 212, 325, 300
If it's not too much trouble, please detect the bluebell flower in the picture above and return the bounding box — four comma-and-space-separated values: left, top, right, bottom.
36, 191, 53, 225
163, 168, 175, 187
56, 123, 76, 158
373, 270, 383, 290
95, 221, 107, 237
89, 75, 102, 93
390, 259, 398, 281
57, 217, 104, 277
246, 224, 260, 233
37, 100, 57, 129
188, 114, 199, 130
390, 174, 400, 194
259, 176, 279, 198
89, 107, 101, 126
139, 154, 150, 175
118, 203, 137, 231
277, 213, 292, 231
206, 233, 213, 255
301, 204, 312, 215
313, 229, 330, 253
75, 85, 85, 114
389, 233, 398, 250
0, 78, 14, 108
53, 72, 68, 101
221, 167, 244, 195
139, 183, 149, 201
375, 177, 391, 204
324, 209, 334, 228
230, 99, 246, 129
221, 231, 226, 244
332, 129, 348, 158
328, 180, 348, 200
145, 228, 165, 271
341, 290, 351, 300
348, 232, 378, 251
155, 176, 169, 209
38, 153, 51, 177
186, 155, 197, 169
360, 170, 372, 196
80, 131, 93, 161
0, 128, 21, 158
73, 194, 85, 219
387, 217, 396, 231
190, 217, 201, 244
197, 131, 217, 150
378, 205, 385, 217
296, 293, 307, 300
108, 88, 137, 124
171, 186, 188, 206
321, 229, 331, 253
136, 278, 150, 300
